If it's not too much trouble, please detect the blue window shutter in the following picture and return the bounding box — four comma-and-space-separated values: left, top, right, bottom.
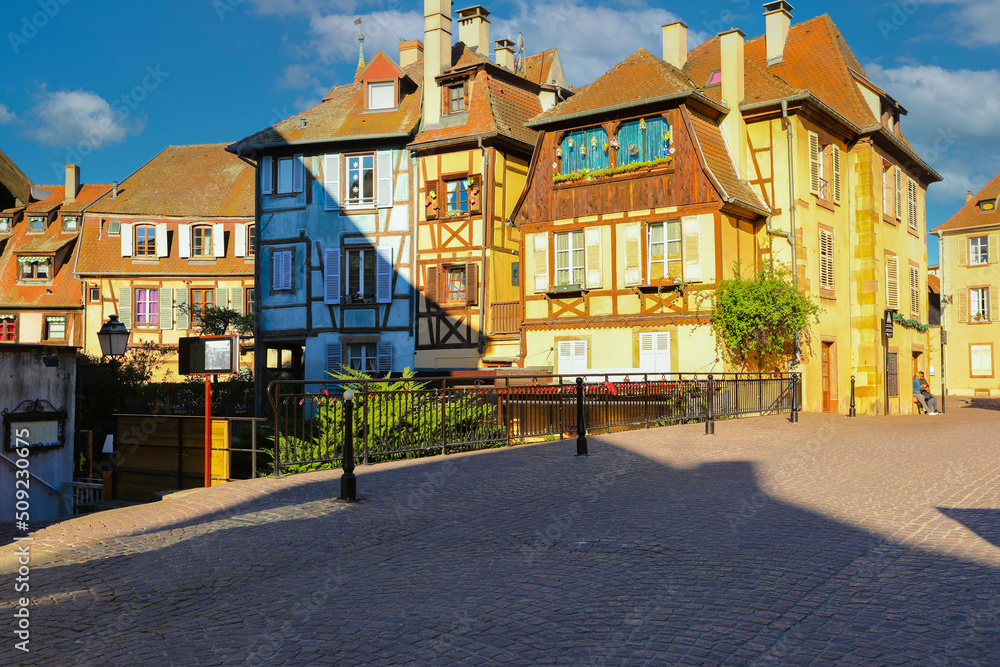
561, 130, 586, 175
587, 127, 610, 171
646, 117, 670, 161
618, 121, 642, 166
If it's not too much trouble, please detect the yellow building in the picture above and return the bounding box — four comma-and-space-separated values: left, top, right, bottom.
77, 144, 255, 377
932, 173, 1000, 396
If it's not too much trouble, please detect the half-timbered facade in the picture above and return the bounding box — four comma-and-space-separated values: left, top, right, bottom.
412, 1, 568, 370
77, 144, 255, 374
229, 48, 421, 384
511, 47, 768, 378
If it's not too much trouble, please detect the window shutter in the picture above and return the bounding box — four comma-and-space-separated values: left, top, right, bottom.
213, 223, 225, 258
377, 341, 392, 375
376, 150, 393, 208
809, 132, 821, 196
832, 145, 842, 204
894, 168, 903, 220
557, 340, 572, 374
907, 180, 918, 229
909, 265, 919, 316
179, 224, 191, 259
426, 265, 439, 305
292, 153, 304, 193
230, 287, 243, 314
572, 340, 588, 374
654, 332, 670, 373
282, 251, 293, 291
323, 154, 341, 211
819, 229, 834, 291
175, 288, 189, 330
584, 227, 602, 289
624, 223, 642, 286
885, 254, 899, 310
990, 234, 999, 264
991, 288, 998, 323
376, 244, 394, 304
958, 288, 968, 323
469, 174, 483, 215
959, 237, 968, 267
118, 287, 132, 329
465, 262, 478, 305
261, 156, 273, 195
273, 251, 283, 290
984, 348, 994, 376
533, 234, 549, 293
235, 223, 247, 257
120, 223, 133, 257
326, 343, 342, 375
682, 216, 703, 283
425, 180, 439, 220
159, 287, 173, 330
324, 248, 341, 305
155, 223, 168, 257
215, 288, 228, 310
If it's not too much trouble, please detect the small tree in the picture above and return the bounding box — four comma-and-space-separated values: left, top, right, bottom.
195, 306, 253, 338
709, 260, 820, 372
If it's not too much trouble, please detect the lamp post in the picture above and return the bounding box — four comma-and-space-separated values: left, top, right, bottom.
97, 314, 130, 362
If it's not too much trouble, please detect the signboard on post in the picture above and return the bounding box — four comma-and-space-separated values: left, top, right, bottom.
178, 336, 239, 376
883, 309, 895, 339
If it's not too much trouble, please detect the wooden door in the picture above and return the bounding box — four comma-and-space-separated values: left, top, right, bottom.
821, 342, 833, 413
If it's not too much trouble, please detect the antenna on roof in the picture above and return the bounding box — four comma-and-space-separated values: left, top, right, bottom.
515, 32, 525, 73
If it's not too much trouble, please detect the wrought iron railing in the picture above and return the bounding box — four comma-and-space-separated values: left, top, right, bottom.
266, 373, 799, 476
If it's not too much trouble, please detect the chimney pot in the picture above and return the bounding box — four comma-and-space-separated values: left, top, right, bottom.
719, 28, 747, 179
423, 0, 453, 127
661, 21, 688, 70
763, 0, 793, 63
399, 39, 424, 67
112, 181, 118, 199
456, 5, 490, 54
967, 190, 974, 203
64, 164, 79, 202
494, 37, 515, 70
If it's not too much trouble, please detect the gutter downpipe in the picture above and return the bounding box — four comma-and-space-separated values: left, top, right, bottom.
781, 99, 801, 369
478, 138, 489, 356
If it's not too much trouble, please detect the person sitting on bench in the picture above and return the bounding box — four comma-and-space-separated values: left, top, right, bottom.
913, 372, 940, 415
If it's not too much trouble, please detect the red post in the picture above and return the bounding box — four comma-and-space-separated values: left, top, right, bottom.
204, 374, 212, 487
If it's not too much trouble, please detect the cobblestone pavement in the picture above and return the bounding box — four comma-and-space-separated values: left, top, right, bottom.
4, 406, 1000, 666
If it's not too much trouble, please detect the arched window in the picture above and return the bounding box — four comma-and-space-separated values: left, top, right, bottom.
559, 127, 610, 175
192, 225, 213, 258
135, 224, 156, 256
617, 116, 671, 165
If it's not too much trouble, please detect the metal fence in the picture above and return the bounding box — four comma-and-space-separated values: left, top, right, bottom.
267, 373, 799, 476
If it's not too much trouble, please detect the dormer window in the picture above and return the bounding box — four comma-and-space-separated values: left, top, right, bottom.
27, 217, 45, 234
706, 70, 722, 86
978, 199, 997, 213
135, 224, 157, 257
18, 256, 52, 282
448, 83, 467, 114
0, 218, 10, 233
367, 81, 396, 110
108, 220, 122, 235
62, 216, 78, 232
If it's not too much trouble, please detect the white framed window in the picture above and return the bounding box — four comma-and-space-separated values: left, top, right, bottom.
277, 157, 295, 194
648, 221, 682, 282
0, 218, 10, 233
348, 343, 378, 372
135, 289, 159, 328
62, 216, 78, 232
971, 344, 993, 377
272, 249, 293, 292
346, 154, 376, 207
971, 287, 990, 322
557, 340, 588, 376
446, 266, 467, 302
27, 217, 45, 234
970, 236, 989, 265
368, 82, 395, 110
346, 247, 376, 303
554, 230, 585, 287
44, 316, 66, 341
639, 332, 671, 373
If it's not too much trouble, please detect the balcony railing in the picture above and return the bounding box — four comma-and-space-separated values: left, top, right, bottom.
490, 301, 521, 334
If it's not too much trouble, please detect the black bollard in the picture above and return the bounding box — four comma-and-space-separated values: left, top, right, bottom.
340, 389, 357, 500
849, 375, 856, 417
576, 377, 588, 456
790, 373, 799, 423
705, 374, 715, 435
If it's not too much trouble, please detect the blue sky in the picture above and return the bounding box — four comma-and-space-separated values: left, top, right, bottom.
2, 0, 998, 265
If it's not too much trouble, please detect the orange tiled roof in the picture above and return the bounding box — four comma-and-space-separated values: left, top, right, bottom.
529, 49, 698, 125
933, 172, 1000, 233
88, 144, 253, 218
684, 108, 769, 215
231, 60, 424, 152
683, 39, 805, 107
520, 49, 560, 85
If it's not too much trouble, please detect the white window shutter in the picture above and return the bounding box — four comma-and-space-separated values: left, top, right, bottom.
324, 248, 341, 305
809, 132, 821, 196
155, 222, 168, 257
120, 223, 133, 257
273, 251, 282, 290
958, 289, 968, 323
885, 254, 899, 310
324, 154, 341, 211
654, 332, 670, 373
377, 341, 392, 375
376, 150, 393, 209
832, 145, 842, 204
235, 223, 247, 257
639, 333, 654, 371
895, 168, 903, 220
682, 216, 703, 283
179, 224, 191, 258
215, 287, 228, 310
175, 288, 189, 330
624, 223, 642, 286
159, 287, 173, 330
230, 287, 243, 314
282, 251, 293, 291
118, 287, 132, 329
572, 341, 588, 374
584, 227, 602, 289
326, 343, 342, 375
557, 341, 572, 375
292, 153, 304, 193
533, 234, 549, 293
376, 243, 393, 304
213, 223, 225, 258
960, 237, 968, 267
261, 156, 273, 195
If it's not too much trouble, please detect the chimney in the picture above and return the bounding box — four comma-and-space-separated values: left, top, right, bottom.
64, 164, 79, 202
423, 0, 452, 126
494, 37, 515, 70
112, 181, 118, 199
763, 0, 793, 63
457, 5, 490, 55
719, 28, 747, 179
967, 190, 974, 203
661, 21, 688, 70
399, 39, 424, 67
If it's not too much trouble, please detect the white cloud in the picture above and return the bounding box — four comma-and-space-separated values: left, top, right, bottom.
277, 63, 322, 91
305, 10, 423, 66
926, 0, 1000, 47
26, 88, 144, 149
0, 104, 17, 125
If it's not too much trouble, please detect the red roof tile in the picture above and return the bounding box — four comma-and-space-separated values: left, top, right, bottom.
933, 172, 1000, 233
88, 144, 253, 218
684, 109, 769, 215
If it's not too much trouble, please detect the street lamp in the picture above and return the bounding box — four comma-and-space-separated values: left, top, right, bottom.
97, 314, 130, 360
